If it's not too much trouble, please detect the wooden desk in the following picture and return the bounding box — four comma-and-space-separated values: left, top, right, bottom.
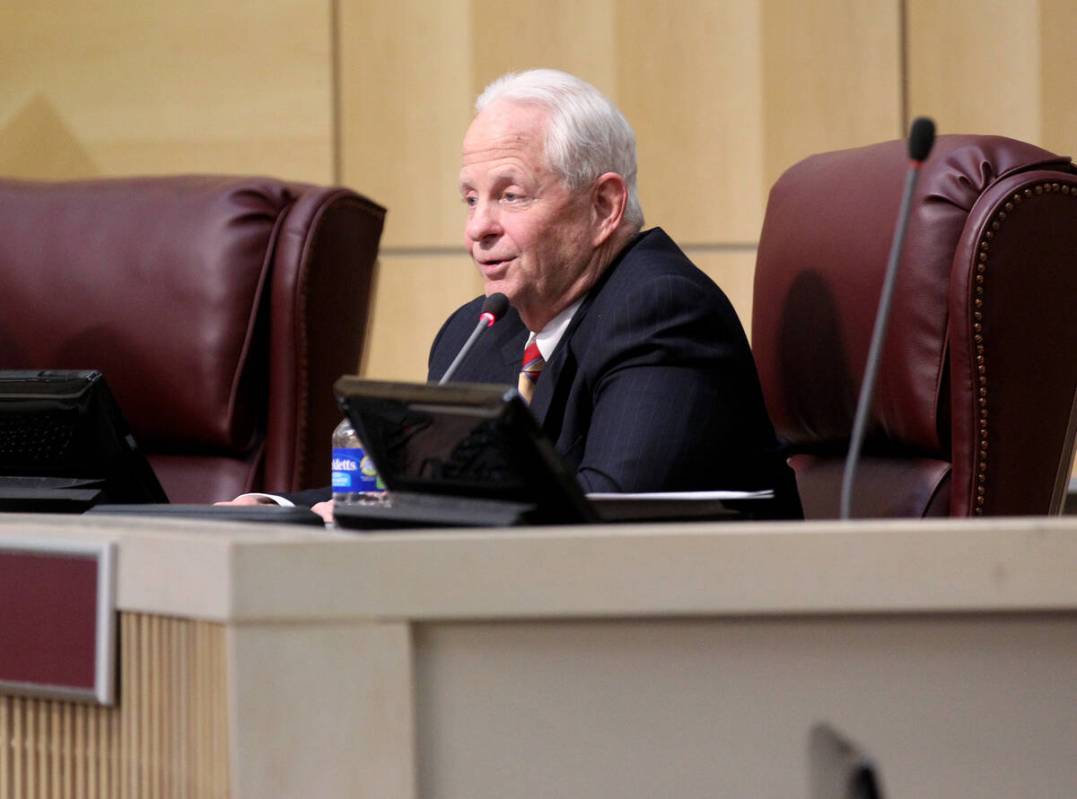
2, 514, 1076, 798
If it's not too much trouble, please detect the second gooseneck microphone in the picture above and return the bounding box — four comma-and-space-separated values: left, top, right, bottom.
839, 117, 936, 520
438, 292, 510, 384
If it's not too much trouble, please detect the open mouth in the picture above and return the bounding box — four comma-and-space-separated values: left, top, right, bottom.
478, 257, 515, 276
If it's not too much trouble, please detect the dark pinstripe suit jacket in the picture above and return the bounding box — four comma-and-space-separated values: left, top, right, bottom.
429, 228, 795, 497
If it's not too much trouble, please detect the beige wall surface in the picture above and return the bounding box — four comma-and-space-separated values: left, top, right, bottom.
2, 0, 1073, 383
346, 0, 902, 378
0, 2, 334, 183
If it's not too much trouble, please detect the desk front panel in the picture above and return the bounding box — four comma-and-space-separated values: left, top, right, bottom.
414, 613, 1077, 798
0, 613, 229, 799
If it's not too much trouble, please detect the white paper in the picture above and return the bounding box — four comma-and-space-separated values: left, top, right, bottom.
586, 490, 773, 501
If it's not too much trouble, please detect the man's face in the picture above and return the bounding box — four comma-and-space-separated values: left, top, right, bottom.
458, 101, 596, 328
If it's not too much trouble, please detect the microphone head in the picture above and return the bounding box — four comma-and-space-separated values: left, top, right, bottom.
908, 116, 936, 162
481, 292, 510, 323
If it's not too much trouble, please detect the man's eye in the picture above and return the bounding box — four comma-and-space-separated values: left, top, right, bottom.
463, 195, 477, 207
502, 192, 522, 203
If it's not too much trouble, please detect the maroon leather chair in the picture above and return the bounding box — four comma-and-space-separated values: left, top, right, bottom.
752, 136, 1077, 518
0, 176, 385, 502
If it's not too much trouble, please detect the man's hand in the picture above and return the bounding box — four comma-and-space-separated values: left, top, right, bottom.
213, 495, 333, 524
310, 500, 335, 523
214, 496, 274, 506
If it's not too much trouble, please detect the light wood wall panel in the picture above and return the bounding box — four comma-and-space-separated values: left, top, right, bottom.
362, 254, 482, 381
338, 0, 474, 250
469, 0, 618, 96
617, 1, 765, 245
360, 249, 759, 383
3, 1, 1069, 390
689, 249, 761, 335
906, 0, 1077, 157
760, 0, 902, 189
1038, 0, 1077, 157
342, 0, 899, 251
344, 0, 902, 380
907, 0, 1041, 144
0, 2, 333, 182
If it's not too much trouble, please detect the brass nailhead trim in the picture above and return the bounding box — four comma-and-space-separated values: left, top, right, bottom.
973, 178, 1076, 515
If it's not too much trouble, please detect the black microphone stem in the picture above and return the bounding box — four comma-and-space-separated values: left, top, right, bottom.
439, 318, 489, 384
840, 144, 931, 520
438, 293, 509, 385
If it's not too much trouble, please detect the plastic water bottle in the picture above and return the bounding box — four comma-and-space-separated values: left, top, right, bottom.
331, 418, 386, 504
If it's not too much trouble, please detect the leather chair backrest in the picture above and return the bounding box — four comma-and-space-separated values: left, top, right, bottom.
0, 176, 385, 502
752, 136, 1077, 518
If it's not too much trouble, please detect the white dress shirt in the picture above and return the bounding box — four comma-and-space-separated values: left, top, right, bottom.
531, 296, 583, 362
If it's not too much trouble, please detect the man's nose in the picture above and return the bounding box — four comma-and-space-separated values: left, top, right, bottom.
466, 199, 501, 242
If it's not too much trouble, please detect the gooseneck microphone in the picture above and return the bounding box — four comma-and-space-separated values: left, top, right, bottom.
438, 292, 510, 384
840, 117, 936, 520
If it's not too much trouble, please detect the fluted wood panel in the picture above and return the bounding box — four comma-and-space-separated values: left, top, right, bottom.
0, 2, 332, 182
0, 614, 229, 799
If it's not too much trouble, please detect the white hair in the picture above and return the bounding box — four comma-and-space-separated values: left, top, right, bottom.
475, 69, 644, 230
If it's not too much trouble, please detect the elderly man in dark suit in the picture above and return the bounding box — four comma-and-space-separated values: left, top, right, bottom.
431, 68, 791, 498
229, 68, 797, 516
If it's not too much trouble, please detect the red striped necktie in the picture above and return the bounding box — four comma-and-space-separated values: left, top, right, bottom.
517, 333, 545, 403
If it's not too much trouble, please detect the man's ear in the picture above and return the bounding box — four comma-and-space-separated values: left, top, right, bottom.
590, 172, 628, 246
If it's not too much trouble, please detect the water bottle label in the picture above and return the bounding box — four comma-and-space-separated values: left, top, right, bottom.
331, 447, 382, 492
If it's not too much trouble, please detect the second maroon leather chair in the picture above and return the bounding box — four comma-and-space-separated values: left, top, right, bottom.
752, 135, 1077, 518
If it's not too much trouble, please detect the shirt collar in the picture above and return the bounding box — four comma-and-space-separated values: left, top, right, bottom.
530, 296, 584, 362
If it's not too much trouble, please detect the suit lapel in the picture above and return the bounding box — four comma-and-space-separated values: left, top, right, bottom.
500, 329, 526, 371
527, 340, 563, 425
527, 290, 597, 427
496, 230, 643, 424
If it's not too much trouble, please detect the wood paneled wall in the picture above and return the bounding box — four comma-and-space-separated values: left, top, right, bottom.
1, 0, 1073, 384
